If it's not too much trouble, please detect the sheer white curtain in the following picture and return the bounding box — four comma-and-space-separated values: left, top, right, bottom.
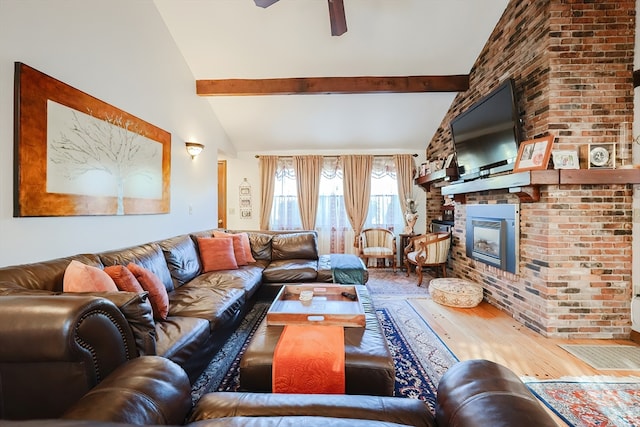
269, 157, 302, 230
269, 156, 404, 254
367, 157, 404, 234
316, 157, 356, 255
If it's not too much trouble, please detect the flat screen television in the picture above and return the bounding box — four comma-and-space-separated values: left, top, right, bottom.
450, 79, 521, 181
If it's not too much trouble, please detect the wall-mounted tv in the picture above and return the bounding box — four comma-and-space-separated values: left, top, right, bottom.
451, 79, 521, 181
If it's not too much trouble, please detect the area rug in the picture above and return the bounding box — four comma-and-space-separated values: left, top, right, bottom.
190, 301, 269, 405
365, 268, 433, 297
191, 295, 457, 414
524, 377, 640, 427
374, 298, 458, 412
559, 344, 640, 370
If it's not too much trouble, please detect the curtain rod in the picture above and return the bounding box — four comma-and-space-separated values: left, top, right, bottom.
254, 153, 418, 158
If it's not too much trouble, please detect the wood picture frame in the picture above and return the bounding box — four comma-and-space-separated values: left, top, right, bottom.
513, 135, 554, 172
14, 62, 171, 217
588, 143, 616, 169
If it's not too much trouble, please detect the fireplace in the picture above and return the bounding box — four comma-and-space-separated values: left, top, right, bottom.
466, 204, 519, 274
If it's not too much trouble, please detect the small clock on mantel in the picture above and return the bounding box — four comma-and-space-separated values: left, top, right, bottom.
588, 143, 616, 169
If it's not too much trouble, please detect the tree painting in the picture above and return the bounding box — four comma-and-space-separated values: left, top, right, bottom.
46, 100, 162, 215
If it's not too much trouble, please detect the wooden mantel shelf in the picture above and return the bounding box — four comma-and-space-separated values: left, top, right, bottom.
414, 167, 458, 190
429, 168, 640, 203
559, 168, 640, 184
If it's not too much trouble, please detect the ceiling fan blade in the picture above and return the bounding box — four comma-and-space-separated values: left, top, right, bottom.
328, 0, 347, 36
254, 0, 279, 8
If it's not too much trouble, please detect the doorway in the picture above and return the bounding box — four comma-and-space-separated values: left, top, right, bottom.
217, 160, 227, 229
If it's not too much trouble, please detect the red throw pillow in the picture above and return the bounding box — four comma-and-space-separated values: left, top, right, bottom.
63, 260, 118, 293
212, 231, 256, 264
127, 263, 169, 320
104, 265, 144, 293
197, 237, 238, 272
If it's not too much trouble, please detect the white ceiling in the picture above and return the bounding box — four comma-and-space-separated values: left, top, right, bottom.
153, 0, 509, 156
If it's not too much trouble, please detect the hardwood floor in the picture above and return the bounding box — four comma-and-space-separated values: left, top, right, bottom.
409, 298, 640, 426
410, 298, 640, 379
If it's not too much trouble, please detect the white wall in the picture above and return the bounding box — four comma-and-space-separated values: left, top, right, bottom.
0, 0, 233, 266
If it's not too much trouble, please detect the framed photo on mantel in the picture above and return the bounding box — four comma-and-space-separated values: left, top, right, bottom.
513, 135, 554, 173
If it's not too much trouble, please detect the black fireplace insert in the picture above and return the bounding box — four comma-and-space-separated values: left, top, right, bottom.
465, 204, 519, 274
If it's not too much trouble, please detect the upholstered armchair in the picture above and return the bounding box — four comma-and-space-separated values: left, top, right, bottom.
359, 228, 397, 272
404, 232, 451, 286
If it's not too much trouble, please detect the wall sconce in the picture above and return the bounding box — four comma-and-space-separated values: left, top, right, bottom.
185, 142, 205, 160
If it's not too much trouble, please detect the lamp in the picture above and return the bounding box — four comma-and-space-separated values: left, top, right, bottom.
185, 142, 205, 160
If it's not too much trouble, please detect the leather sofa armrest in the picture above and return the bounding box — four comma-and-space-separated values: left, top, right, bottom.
189, 392, 435, 427
63, 356, 191, 425
0, 295, 139, 419
435, 359, 557, 427
68, 291, 157, 356
0, 295, 137, 366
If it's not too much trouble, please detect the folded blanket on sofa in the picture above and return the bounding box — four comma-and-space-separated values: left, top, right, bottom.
330, 254, 366, 284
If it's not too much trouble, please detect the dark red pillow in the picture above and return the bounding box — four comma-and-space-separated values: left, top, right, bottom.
127, 263, 169, 320
104, 265, 144, 293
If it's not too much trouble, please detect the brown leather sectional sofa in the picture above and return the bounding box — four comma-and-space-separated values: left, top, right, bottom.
0, 229, 365, 420
0, 229, 557, 426
0, 356, 557, 426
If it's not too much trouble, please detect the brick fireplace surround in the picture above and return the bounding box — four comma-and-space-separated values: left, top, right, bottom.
424, 0, 636, 339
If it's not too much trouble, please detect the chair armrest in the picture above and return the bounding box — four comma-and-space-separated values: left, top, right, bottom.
63, 356, 191, 425
404, 234, 425, 255
190, 392, 435, 427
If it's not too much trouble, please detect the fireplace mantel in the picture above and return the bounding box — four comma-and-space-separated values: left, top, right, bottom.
419, 169, 640, 203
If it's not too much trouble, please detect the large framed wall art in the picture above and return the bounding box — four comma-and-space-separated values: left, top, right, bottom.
14, 62, 171, 217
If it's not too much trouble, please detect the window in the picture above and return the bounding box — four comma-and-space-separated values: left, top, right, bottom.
269, 156, 404, 254
269, 158, 301, 230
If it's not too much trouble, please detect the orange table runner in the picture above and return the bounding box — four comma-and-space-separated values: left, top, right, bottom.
272, 324, 345, 394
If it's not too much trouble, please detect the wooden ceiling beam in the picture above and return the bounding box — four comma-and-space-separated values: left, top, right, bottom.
196, 75, 470, 96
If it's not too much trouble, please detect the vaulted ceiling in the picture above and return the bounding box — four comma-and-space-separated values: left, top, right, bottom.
153, 0, 509, 156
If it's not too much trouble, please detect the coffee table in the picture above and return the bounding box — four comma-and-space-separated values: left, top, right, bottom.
266, 284, 366, 327
239, 284, 395, 396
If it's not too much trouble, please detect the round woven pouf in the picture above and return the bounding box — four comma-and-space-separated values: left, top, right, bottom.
429, 278, 483, 308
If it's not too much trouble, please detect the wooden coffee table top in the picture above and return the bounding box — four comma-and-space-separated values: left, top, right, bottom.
266, 284, 366, 327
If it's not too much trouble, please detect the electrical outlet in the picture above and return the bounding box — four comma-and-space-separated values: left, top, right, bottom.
229, 208, 235, 215
189, 205, 193, 215
634, 208, 640, 222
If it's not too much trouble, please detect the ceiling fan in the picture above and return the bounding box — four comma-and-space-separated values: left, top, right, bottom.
254, 0, 347, 36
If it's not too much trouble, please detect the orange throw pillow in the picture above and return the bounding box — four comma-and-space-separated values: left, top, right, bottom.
104, 265, 144, 293
212, 231, 256, 264
197, 237, 238, 272
63, 260, 118, 293
127, 263, 169, 320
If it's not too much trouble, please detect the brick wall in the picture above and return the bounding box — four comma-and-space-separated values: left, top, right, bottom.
425, 0, 635, 338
